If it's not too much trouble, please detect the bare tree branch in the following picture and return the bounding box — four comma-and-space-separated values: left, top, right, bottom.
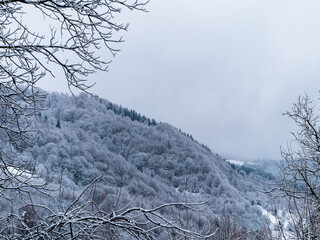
269, 94, 320, 239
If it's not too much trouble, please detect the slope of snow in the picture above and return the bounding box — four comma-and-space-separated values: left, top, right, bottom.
7, 166, 33, 178
226, 159, 245, 166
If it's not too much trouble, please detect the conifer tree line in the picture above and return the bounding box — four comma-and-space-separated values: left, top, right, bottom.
106, 102, 157, 126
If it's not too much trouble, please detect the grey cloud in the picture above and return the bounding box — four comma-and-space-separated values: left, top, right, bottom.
38, 0, 320, 159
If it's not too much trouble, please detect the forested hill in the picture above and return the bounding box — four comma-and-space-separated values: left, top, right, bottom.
27, 92, 271, 234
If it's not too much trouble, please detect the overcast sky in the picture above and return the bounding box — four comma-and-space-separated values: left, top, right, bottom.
37, 0, 320, 160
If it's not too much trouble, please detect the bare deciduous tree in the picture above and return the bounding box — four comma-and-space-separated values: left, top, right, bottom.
0, 0, 148, 91
270, 94, 320, 239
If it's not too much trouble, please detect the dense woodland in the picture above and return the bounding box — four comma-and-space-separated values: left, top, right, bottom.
0, 92, 283, 238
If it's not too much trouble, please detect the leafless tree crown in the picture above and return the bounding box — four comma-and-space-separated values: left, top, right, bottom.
0, 0, 148, 92
269, 94, 320, 239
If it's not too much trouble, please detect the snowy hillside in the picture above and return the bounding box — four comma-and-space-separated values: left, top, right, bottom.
13, 92, 276, 237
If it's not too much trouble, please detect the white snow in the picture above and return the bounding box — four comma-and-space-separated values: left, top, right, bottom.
259, 206, 296, 239
260, 206, 277, 226
7, 166, 33, 178
226, 159, 245, 166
